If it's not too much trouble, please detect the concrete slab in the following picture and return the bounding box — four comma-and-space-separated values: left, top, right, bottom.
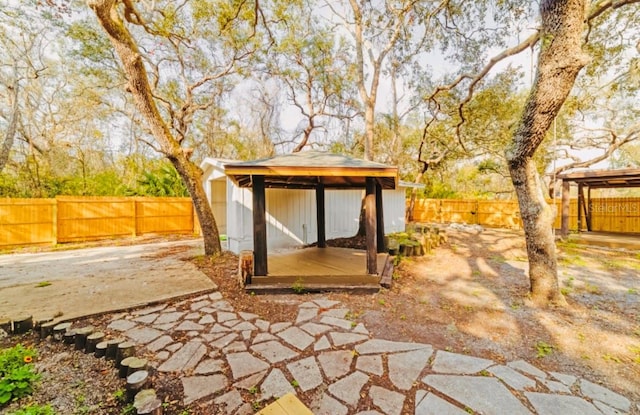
299, 322, 332, 336
369, 385, 405, 415
295, 307, 318, 324
431, 350, 494, 374
155, 311, 186, 325
525, 392, 601, 415
314, 335, 331, 351
422, 375, 532, 415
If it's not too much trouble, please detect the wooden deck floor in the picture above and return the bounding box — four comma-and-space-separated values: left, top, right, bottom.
246, 247, 388, 293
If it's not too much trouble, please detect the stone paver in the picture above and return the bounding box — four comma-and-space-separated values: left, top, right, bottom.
579, 379, 631, 411
423, 375, 532, 415
488, 365, 537, 390
388, 348, 433, 390
318, 350, 354, 380
87, 290, 636, 415
157, 340, 207, 372
182, 374, 227, 405
328, 371, 369, 406
415, 391, 468, 415
525, 392, 601, 415
369, 385, 405, 415
431, 350, 493, 374
226, 352, 269, 379
313, 393, 348, 415
260, 369, 295, 400
287, 356, 323, 392
250, 340, 297, 363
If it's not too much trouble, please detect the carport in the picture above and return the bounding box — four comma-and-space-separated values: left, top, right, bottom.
224, 151, 398, 291
558, 168, 640, 236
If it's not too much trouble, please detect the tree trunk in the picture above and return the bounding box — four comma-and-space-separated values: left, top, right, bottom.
506, 0, 589, 306
0, 79, 19, 174
88, 0, 221, 255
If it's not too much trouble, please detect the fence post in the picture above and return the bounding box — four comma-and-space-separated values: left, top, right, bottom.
52, 198, 58, 246
132, 198, 137, 238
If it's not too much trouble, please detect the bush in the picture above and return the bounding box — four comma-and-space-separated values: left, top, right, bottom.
0, 344, 40, 405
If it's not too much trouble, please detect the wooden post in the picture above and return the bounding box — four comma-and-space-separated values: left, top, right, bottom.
85, 332, 105, 354
375, 182, 385, 253
252, 175, 268, 276
365, 177, 377, 275
126, 370, 149, 402
561, 180, 570, 237
239, 250, 254, 285
11, 315, 33, 334
316, 184, 326, 248
586, 186, 592, 231
52, 322, 71, 341
577, 183, 583, 232
52, 198, 58, 246
74, 326, 94, 350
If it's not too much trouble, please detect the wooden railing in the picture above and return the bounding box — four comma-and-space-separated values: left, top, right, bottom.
0, 197, 198, 248
409, 198, 640, 233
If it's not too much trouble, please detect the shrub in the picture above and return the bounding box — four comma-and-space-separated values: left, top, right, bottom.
0, 344, 40, 405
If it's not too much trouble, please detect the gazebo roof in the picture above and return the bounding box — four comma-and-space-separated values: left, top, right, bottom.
557, 168, 640, 188
224, 151, 398, 189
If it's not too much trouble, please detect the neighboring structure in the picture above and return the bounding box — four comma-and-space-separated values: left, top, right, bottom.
557, 168, 640, 236
200, 152, 408, 255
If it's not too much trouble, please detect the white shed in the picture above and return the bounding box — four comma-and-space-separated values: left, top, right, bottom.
200, 152, 408, 255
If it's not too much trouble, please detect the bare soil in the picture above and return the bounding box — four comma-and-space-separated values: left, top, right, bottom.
1, 227, 639, 414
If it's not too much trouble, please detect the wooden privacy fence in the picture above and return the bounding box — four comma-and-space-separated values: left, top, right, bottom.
409, 198, 640, 233
0, 197, 198, 248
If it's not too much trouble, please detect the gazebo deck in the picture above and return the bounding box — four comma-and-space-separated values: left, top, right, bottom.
245, 247, 389, 294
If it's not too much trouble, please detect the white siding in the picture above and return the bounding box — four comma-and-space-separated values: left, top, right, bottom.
325, 190, 362, 238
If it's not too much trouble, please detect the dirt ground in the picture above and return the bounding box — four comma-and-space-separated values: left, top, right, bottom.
207, 227, 640, 403
1, 228, 639, 414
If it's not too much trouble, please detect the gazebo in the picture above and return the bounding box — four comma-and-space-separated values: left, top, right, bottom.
224, 151, 399, 291
557, 168, 640, 236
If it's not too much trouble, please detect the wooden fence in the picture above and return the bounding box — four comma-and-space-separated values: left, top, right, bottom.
0, 197, 198, 248
409, 198, 640, 233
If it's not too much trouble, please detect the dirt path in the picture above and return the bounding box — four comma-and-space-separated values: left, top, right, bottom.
0, 238, 216, 321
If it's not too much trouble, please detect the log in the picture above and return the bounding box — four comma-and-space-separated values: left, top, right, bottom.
0, 318, 12, 334
119, 356, 137, 378
238, 250, 253, 286
63, 330, 76, 344
95, 341, 108, 358
85, 332, 105, 354
11, 314, 33, 334
52, 322, 72, 341
105, 337, 125, 360
74, 326, 94, 350
379, 256, 395, 289
126, 370, 149, 402
116, 342, 136, 367
34, 317, 53, 330
127, 357, 148, 377
133, 389, 162, 415
40, 321, 58, 339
